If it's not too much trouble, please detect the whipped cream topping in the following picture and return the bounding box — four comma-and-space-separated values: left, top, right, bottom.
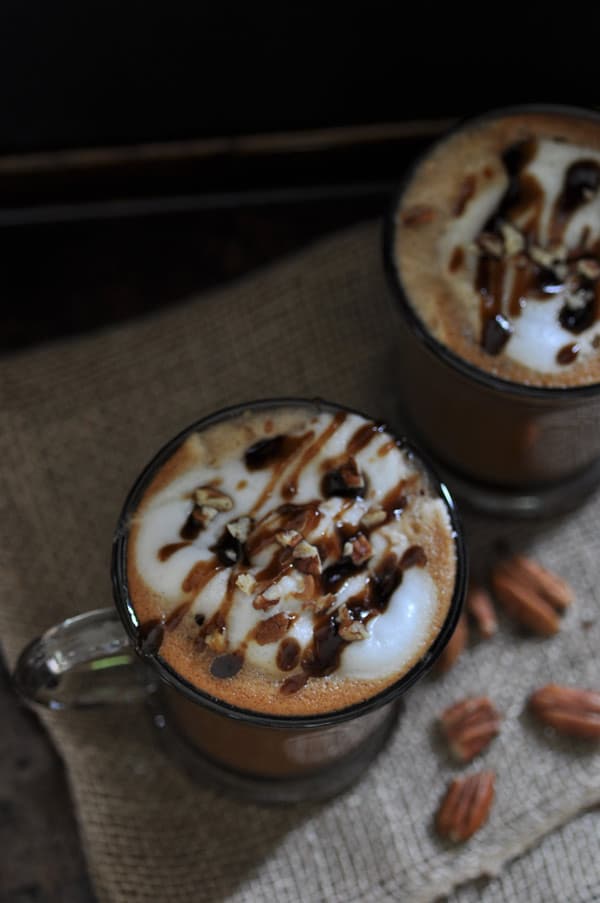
445, 137, 600, 373
128, 407, 455, 697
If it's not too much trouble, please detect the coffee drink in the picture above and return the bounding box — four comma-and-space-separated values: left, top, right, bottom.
394, 109, 600, 387
385, 106, 600, 513
126, 402, 457, 718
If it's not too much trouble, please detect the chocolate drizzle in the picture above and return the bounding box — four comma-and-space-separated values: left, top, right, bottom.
210, 653, 243, 679
180, 509, 205, 541
556, 342, 580, 365
302, 614, 345, 677
277, 637, 301, 671
552, 159, 600, 241
211, 527, 247, 567
158, 541, 190, 561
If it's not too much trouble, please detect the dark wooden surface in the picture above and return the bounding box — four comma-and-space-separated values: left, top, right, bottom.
0, 190, 386, 902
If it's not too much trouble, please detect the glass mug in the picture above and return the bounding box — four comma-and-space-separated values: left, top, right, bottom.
383, 104, 600, 518
13, 398, 466, 803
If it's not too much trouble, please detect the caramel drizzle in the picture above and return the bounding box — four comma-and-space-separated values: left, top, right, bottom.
282, 411, 347, 499
249, 431, 314, 514
148, 420, 427, 689
158, 541, 190, 561
182, 558, 223, 594
473, 141, 600, 354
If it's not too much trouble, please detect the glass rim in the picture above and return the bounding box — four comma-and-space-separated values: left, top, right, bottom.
111, 396, 468, 729
383, 102, 600, 402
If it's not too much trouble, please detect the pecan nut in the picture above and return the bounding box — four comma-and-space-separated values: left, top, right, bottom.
194, 486, 233, 511
529, 684, 600, 739
343, 533, 372, 566
435, 771, 495, 842
292, 540, 322, 576
490, 555, 573, 636
439, 696, 501, 762
466, 585, 498, 639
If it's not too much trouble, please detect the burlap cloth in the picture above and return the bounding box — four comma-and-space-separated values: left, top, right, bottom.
1, 222, 599, 902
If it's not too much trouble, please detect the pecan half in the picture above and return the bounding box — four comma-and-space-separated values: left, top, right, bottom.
466, 585, 498, 639
529, 684, 600, 739
490, 555, 573, 636
435, 771, 495, 842
439, 697, 501, 762
435, 614, 468, 673
504, 555, 574, 611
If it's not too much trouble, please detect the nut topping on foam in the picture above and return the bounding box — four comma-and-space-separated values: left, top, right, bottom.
128, 407, 456, 707
398, 115, 600, 384
465, 141, 600, 369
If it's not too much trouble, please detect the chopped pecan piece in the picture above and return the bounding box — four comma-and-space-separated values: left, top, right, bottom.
337, 604, 369, 642
191, 504, 218, 526
226, 516, 253, 543
193, 486, 233, 511
439, 697, 501, 762
499, 221, 525, 255
466, 585, 498, 639
435, 614, 468, 673
338, 457, 364, 489
491, 555, 573, 636
292, 540, 322, 576
577, 258, 600, 280
322, 457, 365, 497
253, 581, 281, 610
204, 626, 227, 653
342, 533, 372, 566
361, 508, 387, 530
529, 245, 556, 269
235, 573, 257, 595
435, 771, 495, 842
476, 231, 504, 258
276, 529, 303, 548
529, 684, 600, 739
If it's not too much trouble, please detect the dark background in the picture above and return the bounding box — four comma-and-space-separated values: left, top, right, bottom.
2, 3, 598, 354
1, 3, 597, 154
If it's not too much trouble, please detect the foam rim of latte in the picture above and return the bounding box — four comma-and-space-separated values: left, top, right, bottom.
115, 400, 462, 720
389, 106, 600, 391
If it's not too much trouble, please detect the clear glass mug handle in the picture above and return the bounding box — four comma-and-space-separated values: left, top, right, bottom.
12, 608, 158, 709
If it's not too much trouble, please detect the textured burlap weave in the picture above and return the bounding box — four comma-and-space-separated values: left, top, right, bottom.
1, 221, 599, 902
